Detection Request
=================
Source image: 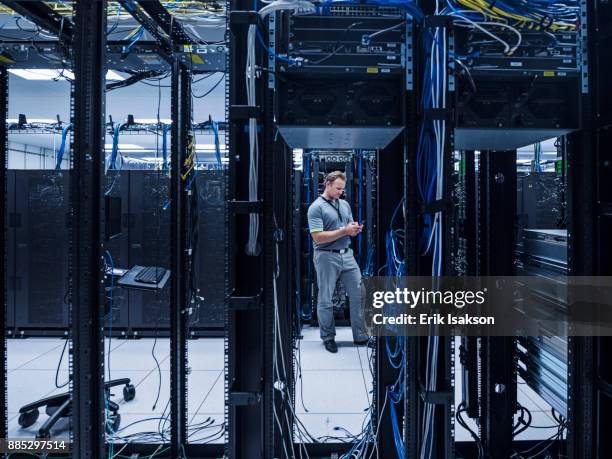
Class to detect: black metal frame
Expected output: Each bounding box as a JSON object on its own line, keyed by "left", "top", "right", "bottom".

{"left": 70, "top": 1, "right": 108, "bottom": 456}
{"left": 565, "top": 1, "right": 612, "bottom": 457}
{"left": 477, "top": 151, "right": 518, "bottom": 458}
{"left": 226, "top": 3, "right": 268, "bottom": 457}
{"left": 1, "top": 66, "right": 8, "bottom": 443}
{"left": 401, "top": 14, "right": 456, "bottom": 459}
{"left": 169, "top": 57, "right": 191, "bottom": 456}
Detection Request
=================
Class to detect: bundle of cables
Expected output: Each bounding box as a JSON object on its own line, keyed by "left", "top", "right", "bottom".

{"left": 416, "top": 3, "right": 448, "bottom": 458}
{"left": 245, "top": 0, "right": 316, "bottom": 257}
{"left": 380, "top": 198, "right": 408, "bottom": 458}
{"left": 108, "top": 122, "right": 123, "bottom": 171}
{"left": 445, "top": 0, "right": 580, "bottom": 32}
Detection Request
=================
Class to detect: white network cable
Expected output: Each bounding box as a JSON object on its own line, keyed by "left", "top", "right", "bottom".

{"left": 246, "top": 24, "right": 260, "bottom": 256}
{"left": 244, "top": 0, "right": 315, "bottom": 256}
{"left": 421, "top": 3, "right": 446, "bottom": 456}
{"left": 450, "top": 13, "right": 522, "bottom": 55}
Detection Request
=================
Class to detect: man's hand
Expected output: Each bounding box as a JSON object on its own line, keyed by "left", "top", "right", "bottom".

{"left": 344, "top": 222, "right": 363, "bottom": 237}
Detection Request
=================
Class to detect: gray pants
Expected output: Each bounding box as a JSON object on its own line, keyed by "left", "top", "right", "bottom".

{"left": 313, "top": 248, "right": 369, "bottom": 342}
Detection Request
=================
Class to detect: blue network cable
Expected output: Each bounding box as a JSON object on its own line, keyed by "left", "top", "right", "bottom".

{"left": 123, "top": 26, "right": 144, "bottom": 55}
{"left": 256, "top": 29, "right": 298, "bottom": 64}
{"left": 382, "top": 198, "right": 408, "bottom": 458}
{"left": 301, "top": 153, "right": 313, "bottom": 321}
{"left": 211, "top": 120, "right": 223, "bottom": 169}
{"left": 356, "top": 151, "right": 363, "bottom": 263}
{"left": 103, "top": 250, "right": 115, "bottom": 457}
{"left": 54, "top": 123, "right": 72, "bottom": 170}
{"left": 108, "top": 123, "right": 121, "bottom": 170}
{"left": 162, "top": 123, "right": 171, "bottom": 171}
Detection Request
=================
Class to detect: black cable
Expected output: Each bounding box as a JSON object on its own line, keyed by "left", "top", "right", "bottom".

{"left": 516, "top": 421, "right": 567, "bottom": 458}
{"left": 150, "top": 328, "right": 162, "bottom": 411}
{"left": 150, "top": 77, "right": 164, "bottom": 412}
{"left": 295, "top": 337, "right": 310, "bottom": 413}
{"left": 54, "top": 338, "right": 70, "bottom": 389}
{"left": 192, "top": 73, "right": 225, "bottom": 99}
{"left": 106, "top": 70, "right": 166, "bottom": 92}
{"left": 551, "top": 408, "right": 564, "bottom": 424}
{"left": 456, "top": 402, "right": 484, "bottom": 459}
{"left": 513, "top": 404, "right": 532, "bottom": 437}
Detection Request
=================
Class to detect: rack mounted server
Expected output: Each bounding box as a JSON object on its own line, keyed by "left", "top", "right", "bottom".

{"left": 276, "top": 6, "right": 410, "bottom": 149}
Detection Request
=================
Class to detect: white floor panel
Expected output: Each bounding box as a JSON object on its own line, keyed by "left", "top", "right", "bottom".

{"left": 7, "top": 339, "right": 62, "bottom": 371}
{"left": 189, "top": 370, "right": 225, "bottom": 416}
{"left": 187, "top": 339, "right": 224, "bottom": 371}
{"left": 297, "top": 340, "right": 366, "bottom": 371}
{"left": 295, "top": 369, "right": 371, "bottom": 414}
{"left": 106, "top": 339, "right": 170, "bottom": 371}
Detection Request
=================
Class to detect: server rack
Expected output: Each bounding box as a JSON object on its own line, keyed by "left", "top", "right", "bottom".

{"left": 517, "top": 172, "right": 563, "bottom": 229}
{"left": 127, "top": 170, "right": 172, "bottom": 333}
{"left": 104, "top": 170, "right": 130, "bottom": 333}
{"left": 4, "top": 169, "right": 225, "bottom": 337}
{"left": 13, "top": 171, "right": 70, "bottom": 335}
{"left": 193, "top": 169, "right": 226, "bottom": 330}
{"left": 127, "top": 169, "right": 226, "bottom": 335}
{"left": 6, "top": 170, "right": 15, "bottom": 336}
{"left": 1, "top": 67, "right": 6, "bottom": 442}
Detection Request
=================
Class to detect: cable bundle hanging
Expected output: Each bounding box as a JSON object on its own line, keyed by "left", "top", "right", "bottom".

{"left": 244, "top": 0, "right": 316, "bottom": 257}
{"left": 108, "top": 122, "right": 122, "bottom": 170}
{"left": 446, "top": 0, "right": 580, "bottom": 31}
{"left": 416, "top": 3, "right": 448, "bottom": 457}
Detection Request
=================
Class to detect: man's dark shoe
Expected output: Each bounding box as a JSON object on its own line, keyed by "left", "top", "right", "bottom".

{"left": 324, "top": 339, "right": 338, "bottom": 353}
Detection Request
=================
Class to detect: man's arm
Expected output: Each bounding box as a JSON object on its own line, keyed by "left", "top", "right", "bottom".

{"left": 311, "top": 222, "right": 361, "bottom": 244}
{"left": 311, "top": 227, "right": 348, "bottom": 245}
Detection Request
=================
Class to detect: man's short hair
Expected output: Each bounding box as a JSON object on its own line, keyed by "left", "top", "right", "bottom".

{"left": 324, "top": 171, "right": 347, "bottom": 185}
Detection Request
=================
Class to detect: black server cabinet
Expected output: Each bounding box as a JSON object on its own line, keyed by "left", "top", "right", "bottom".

{"left": 517, "top": 172, "right": 562, "bottom": 229}
{"left": 128, "top": 170, "right": 171, "bottom": 335}
{"left": 6, "top": 170, "right": 15, "bottom": 335}
{"left": 14, "top": 170, "right": 70, "bottom": 334}
{"left": 104, "top": 170, "right": 130, "bottom": 333}
{"left": 127, "top": 170, "right": 226, "bottom": 335}
{"left": 293, "top": 168, "right": 303, "bottom": 329}
{"left": 192, "top": 170, "right": 225, "bottom": 330}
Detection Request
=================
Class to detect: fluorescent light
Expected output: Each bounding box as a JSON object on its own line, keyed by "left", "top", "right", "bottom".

{"left": 140, "top": 157, "right": 165, "bottom": 162}
{"left": 104, "top": 143, "right": 144, "bottom": 150}
{"left": 195, "top": 143, "right": 227, "bottom": 151}
{"left": 6, "top": 118, "right": 58, "bottom": 124}
{"left": 9, "top": 69, "right": 124, "bottom": 81}
{"left": 105, "top": 70, "right": 125, "bottom": 81}
{"left": 9, "top": 69, "right": 62, "bottom": 80}
{"left": 134, "top": 118, "right": 173, "bottom": 124}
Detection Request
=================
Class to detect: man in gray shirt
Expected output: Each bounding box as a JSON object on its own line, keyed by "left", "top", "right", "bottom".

{"left": 307, "top": 171, "right": 369, "bottom": 353}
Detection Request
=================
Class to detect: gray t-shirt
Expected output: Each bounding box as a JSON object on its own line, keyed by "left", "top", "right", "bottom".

{"left": 307, "top": 196, "right": 354, "bottom": 250}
